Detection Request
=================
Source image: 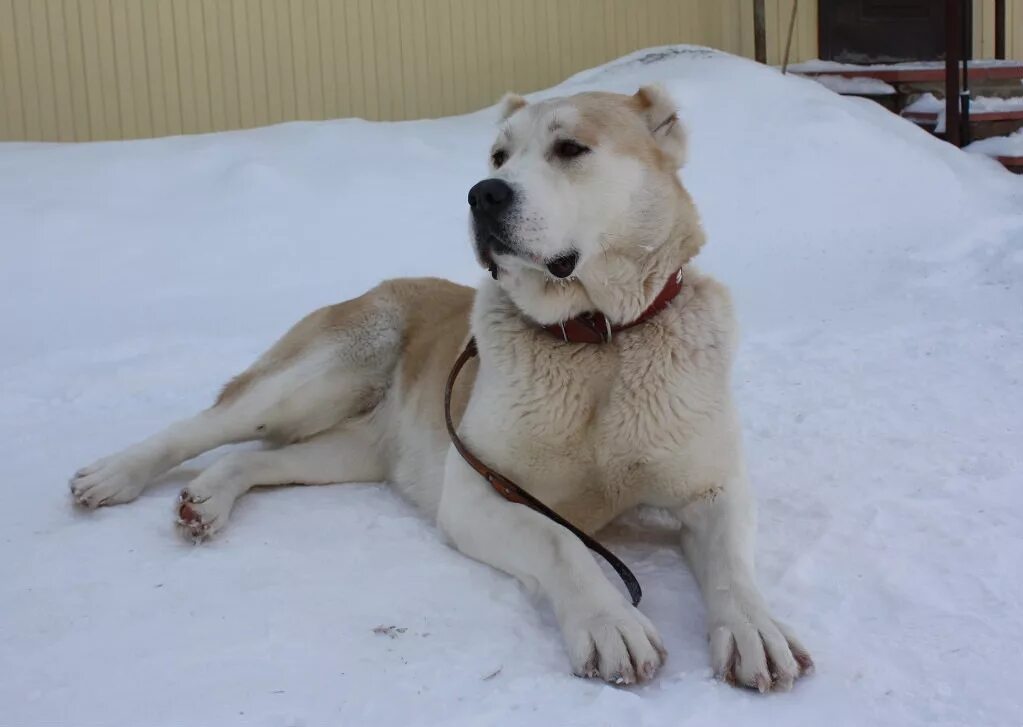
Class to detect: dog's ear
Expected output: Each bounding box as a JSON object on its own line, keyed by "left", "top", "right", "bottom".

{"left": 632, "top": 84, "right": 687, "bottom": 168}
{"left": 498, "top": 93, "right": 527, "bottom": 121}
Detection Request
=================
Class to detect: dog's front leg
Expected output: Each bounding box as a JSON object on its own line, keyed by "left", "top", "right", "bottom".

{"left": 674, "top": 475, "right": 813, "bottom": 692}
{"left": 437, "top": 446, "right": 665, "bottom": 684}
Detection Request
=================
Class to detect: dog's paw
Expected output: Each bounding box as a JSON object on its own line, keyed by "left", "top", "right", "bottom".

{"left": 562, "top": 600, "right": 666, "bottom": 685}
{"left": 709, "top": 607, "right": 813, "bottom": 693}
{"left": 175, "top": 485, "right": 235, "bottom": 542}
{"left": 69, "top": 453, "right": 149, "bottom": 508}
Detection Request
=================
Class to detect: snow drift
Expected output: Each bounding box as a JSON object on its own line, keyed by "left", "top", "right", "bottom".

{"left": 2, "top": 46, "right": 1022, "bottom": 727}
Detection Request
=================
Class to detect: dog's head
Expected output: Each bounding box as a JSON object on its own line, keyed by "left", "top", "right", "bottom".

{"left": 468, "top": 86, "right": 704, "bottom": 326}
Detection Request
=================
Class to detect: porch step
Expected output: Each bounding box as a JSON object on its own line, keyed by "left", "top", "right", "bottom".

{"left": 792, "top": 59, "right": 1023, "bottom": 114}
{"left": 792, "top": 59, "right": 1023, "bottom": 173}
{"left": 965, "top": 131, "right": 1023, "bottom": 174}
{"left": 900, "top": 93, "right": 1023, "bottom": 141}
{"left": 789, "top": 59, "right": 1023, "bottom": 84}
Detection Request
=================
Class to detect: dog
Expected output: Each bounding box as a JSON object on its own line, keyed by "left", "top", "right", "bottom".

{"left": 70, "top": 85, "right": 812, "bottom": 690}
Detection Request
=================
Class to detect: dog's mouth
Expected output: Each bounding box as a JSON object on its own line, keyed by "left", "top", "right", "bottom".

{"left": 477, "top": 232, "right": 579, "bottom": 281}
{"left": 545, "top": 252, "right": 579, "bottom": 279}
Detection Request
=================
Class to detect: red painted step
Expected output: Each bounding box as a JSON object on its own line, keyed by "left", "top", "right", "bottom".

{"left": 789, "top": 60, "right": 1023, "bottom": 84}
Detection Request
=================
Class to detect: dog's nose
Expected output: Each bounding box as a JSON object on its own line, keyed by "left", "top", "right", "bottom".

{"left": 468, "top": 179, "right": 514, "bottom": 217}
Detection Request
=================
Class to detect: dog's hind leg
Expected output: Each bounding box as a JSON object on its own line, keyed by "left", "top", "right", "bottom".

{"left": 70, "top": 288, "right": 403, "bottom": 509}
{"left": 69, "top": 398, "right": 279, "bottom": 508}
{"left": 175, "top": 422, "right": 384, "bottom": 540}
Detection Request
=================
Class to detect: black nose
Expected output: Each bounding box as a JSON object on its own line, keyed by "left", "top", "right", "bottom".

{"left": 468, "top": 179, "right": 514, "bottom": 217}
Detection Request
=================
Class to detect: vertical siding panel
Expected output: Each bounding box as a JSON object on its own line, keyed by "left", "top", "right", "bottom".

{"left": 357, "top": 0, "right": 379, "bottom": 119}
{"left": 140, "top": 2, "right": 168, "bottom": 139}
{"left": 332, "top": 0, "right": 353, "bottom": 119}
{"left": 93, "top": 0, "right": 122, "bottom": 138}
{"left": 801, "top": 0, "right": 818, "bottom": 62}
{"left": 469, "top": 0, "right": 487, "bottom": 111}
{"left": 126, "top": 0, "right": 154, "bottom": 138}
{"left": 109, "top": 0, "right": 138, "bottom": 138}
{"left": 1014, "top": 1, "right": 1020, "bottom": 57}
{"left": 973, "top": 1, "right": 988, "bottom": 58}
{"left": 276, "top": 0, "right": 297, "bottom": 120}
{"left": 214, "top": 0, "right": 241, "bottom": 131}
{"left": 231, "top": 0, "right": 255, "bottom": 128}
{"left": 559, "top": 0, "right": 573, "bottom": 77}
{"left": 44, "top": 1, "right": 74, "bottom": 140}
{"left": 171, "top": 1, "right": 195, "bottom": 133}
{"left": 243, "top": 0, "right": 266, "bottom": 126}
{"left": 79, "top": 0, "right": 109, "bottom": 139}
{"left": 502, "top": 0, "right": 518, "bottom": 91}
{"left": 516, "top": 1, "right": 533, "bottom": 96}
{"left": 440, "top": 0, "right": 457, "bottom": 114}
{"left": 259, "top": 0, "right": 278, "bottom": 124}
{"left": 26, "top": 0, "right": 56, "bottom": 140}
{"left": 423, "top": 0, "right": 442, "bottom": 117}
{"left": 450, "top": 0, "right": 468, "bottom": 114}
{"left": 405, "top": 0, "right": 425, "bottom": 117}
{"left": 472, "top": 0, "right": 488, "bottom": 110}
{"left": 370, "top": 0, "right": 387, "bottom": 119}
{"left": 259, "top": 0, "right": 281, "bottom": 125}
{"left": 305, "top": 0, "right": 326, "bottom": 120}
{"left": 343, "top": 0, "right": 365, "bottom": 118}
{"left": 201, "top": 0, "right": 226, "bottom": 131}
{"left": 0, "top": 0, "right": 24, "bottom": 139}
{"left": 157, "top": 1, "right": 183, "bottom": 136}
{"left": 61, "top": 0, "right": 90, "bottom": 140}
{"left": 317, "top": 0, "right": 337, "bottom": 119}
{"left": 381, "top": 0, "right": 404, "bottom": 120}
{"left": 399, "top": 0, "right": 421, "bottom": 118}
{"left": 187, "top": 0, "right": 212, "bottom": 131}
{"left": 289, "top": 0, "right": 310, "bottom": 120}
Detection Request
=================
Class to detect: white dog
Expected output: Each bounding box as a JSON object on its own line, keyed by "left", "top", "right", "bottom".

{"left": 70, "top": 86, "right": 812, "bottom": 691}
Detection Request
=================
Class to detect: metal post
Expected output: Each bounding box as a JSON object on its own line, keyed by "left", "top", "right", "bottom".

{"left": 945, "top": 0, "right": 962, "bottom": 147}
{"left": 782, "top": 0, "right": 799, "bottom": 74}
{"left": 961, "top": 0, "right": 972, "bottom": 145}
{"left": 995, "top": 0, "right": 1006, "bottom": 60}
{"left": 754, "top": 0, "right": 767, "bottom": 64}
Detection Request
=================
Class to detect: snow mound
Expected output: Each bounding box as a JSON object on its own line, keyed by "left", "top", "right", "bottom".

{"left": 2, "top": 45, "right": 1022, "bottom": 727}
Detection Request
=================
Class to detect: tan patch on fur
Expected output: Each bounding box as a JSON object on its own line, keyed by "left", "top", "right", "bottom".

{"left": 214, "top": 291, "right": 380, "bottom": 407}
{"left": 499, "top": 92, "right": 528, "bottom": 120}
{"left": 388, "top": 279, "right": 475, "bottom": 428}
{"left": 549, "top": 89, "right": 685, "bottom": 173}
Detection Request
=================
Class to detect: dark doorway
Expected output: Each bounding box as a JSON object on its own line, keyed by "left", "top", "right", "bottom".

{"left": 818, "top": 0, "right": 946, "bottom": 63}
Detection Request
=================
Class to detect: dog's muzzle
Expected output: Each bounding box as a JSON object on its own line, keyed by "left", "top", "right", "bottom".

{"left": 468, "top": 178, "right": 515, "bottom": 276}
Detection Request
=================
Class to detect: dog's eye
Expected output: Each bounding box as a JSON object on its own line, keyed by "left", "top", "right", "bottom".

{"left": 552, "top": 140, "right": 590, "bottom": 160}
{"left": 491, "top": 149, "right": 508, "bottom": 168}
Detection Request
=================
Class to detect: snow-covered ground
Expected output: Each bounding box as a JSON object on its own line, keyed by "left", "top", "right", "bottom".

{"left": 2, "top": 46, "right": 1022, "bottom": 726}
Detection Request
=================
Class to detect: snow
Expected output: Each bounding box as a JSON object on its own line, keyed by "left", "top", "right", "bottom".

{"left": 2, "top": 45, "right": 1023, "bottom": 726}
{"left": 806, "top": 75, "right": 895, "bottom": 95}
{"left": 967, "top": 128, "right": 1023, "bottom": 157}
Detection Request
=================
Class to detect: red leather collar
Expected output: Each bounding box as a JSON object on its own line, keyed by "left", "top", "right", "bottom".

{"left": 543, "top": 267, "right": 685, "bottom": 344}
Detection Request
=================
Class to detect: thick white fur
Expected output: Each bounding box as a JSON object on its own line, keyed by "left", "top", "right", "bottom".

{"left": 70, "top": 87, "right": 811, "bottom": 690}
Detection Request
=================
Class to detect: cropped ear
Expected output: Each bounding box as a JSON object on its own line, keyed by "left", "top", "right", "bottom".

{"left": 498, "top": 92, "right": 527, "bottom": 121}
{"left": 632, "top": 84, "right": 687, "bottom": 168}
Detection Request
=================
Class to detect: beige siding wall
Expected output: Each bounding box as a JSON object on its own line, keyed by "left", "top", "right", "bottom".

{"left": 0, "top": 1, "right": 1019, "bottom": 142}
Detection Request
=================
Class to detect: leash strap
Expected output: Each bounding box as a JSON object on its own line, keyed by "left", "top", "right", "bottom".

{"left": 443, "top": 338, "right": 643, "bottom": 606}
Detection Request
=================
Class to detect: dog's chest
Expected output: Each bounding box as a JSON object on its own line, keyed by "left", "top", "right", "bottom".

{"left": 477, "top": 326, "right": 730, "bottom": 507}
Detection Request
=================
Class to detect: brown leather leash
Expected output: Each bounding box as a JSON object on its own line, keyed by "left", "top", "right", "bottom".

{"left": 444, "top": 337, "right": 643, "bottom": 606}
